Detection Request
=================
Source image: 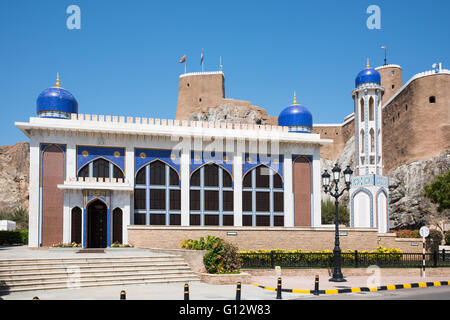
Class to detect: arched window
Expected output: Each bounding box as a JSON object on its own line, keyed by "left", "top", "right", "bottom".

{"left": 71, "top": 207, "right": 82, "bottom": 244}
{"left": 134, "top": 160, "right": 181, "bottom": 226}
{"left": 360, "top": 129, "right": 365, "bottom": 154}
{"left": 190, "top": 163, "right": 233, "bottom": 226}
{"left": 370, "top": 128, "right": 375, "bottom": 153}
{"left": 78, "top": 158, "right": 124, "bottom": 180}
{"left": 360, "top": 98, "right": 365, "bottom": 122}
{"left": 112, "top": 208, "right": 123, "bottom": 244}
{"left": 369, "top": 97, "right": 374, "bottom": 121}
{"left": 242, "top": 165, "right": 284, "bottom": 227}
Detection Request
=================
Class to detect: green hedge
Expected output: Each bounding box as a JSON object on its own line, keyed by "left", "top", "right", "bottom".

{"left": 0, "top": 230, "right": 28, "bottom": 245}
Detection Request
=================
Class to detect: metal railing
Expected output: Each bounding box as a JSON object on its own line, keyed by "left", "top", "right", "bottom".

{"left": 239, "top": 250, "right": 450, "bottom": 269}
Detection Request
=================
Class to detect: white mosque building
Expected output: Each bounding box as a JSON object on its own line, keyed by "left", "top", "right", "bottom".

{"left": 15, "top": 63, "right": 389, "bottom": 248}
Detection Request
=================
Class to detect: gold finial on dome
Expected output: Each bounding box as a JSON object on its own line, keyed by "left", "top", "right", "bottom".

{"left": 366, "top": 58, "right": 370, "bottom": 69}
{"left": 293, "top": 91, "right": 297, "bottom": 105}
{"left": 56, "top": 73, "right": 60, "bottom": 87}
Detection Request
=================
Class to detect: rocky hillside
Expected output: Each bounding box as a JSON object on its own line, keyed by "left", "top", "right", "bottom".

{"left": 0, "top": 142, "right": 29, "bottom": 212}
{"left": 321, "top": 135, "right": 450, "bottom": 229}
{"left": 188, "top": 102, "right": 277, "bottom": 125}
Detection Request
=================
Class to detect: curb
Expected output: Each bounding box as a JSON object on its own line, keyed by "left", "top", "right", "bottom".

{"left": 250, "top": 280, "right": 449, "bottom": 295}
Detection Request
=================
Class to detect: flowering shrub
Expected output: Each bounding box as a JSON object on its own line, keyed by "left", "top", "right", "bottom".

{"left": 391, "top": 229, "right": 421, "bottom": 238}
{"left": 180, "top": 236, "right": 242, "bottom": 274}
{"left": 239, "top": 246, "right": 403, "bottom": 268}
{"left": 51, "top": 242, "right": 81, "bottom": 248}
{"left": 110, "top": 242, "right": 133, "bottom": 248}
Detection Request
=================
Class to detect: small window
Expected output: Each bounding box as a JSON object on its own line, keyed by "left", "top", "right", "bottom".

{"left": 429, "top": 96, "right": 436, "bottom": 103}
{"left": 187, "top": 83, "right": 190, "bottom": 87}
{"left": 391, "top": 71, "right": 395, "bottom": 75}
{"left": 199, "top": 98, "right": 202, "bottom": 102}
{"left": 392, "top": 85, "right": 395, "bottom": 89}
{"left": 405, "top": 105, "right": 408, "bottom": 111}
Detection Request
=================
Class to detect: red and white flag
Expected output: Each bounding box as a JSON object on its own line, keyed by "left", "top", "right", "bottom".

{"left": 179, "top": 55, "right": 186, "bottom": 63}
{"left": 381, "top": 46, "right": 387, "bottom": 49}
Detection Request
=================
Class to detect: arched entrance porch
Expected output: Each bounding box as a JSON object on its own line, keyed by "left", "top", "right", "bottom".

{"left": 86, "top": 199, "right": 108, "bottom": 248}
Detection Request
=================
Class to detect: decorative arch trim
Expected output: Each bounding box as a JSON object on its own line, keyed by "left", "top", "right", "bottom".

{"left": 190, "top": 151, "right": 233, "bottom": 177}
{"left": 242, "top": 162, "right": 284, "bottom": 184}
{"left": 77, "top": 146, "right": 125, "bottom": 173}
{"left": 77, "top": 156, "right": 125, "bottom": 177}
{"left": 243, "top": 153, "right": 283, "bottom": 178}
{"left": 135, "top": 158, "right": 181, "bottom": 180}
{"left": 135, "top": 148, "right": 180, "bottom": 176}
{"left": 190, "top": 160, "right": 234, "bottom": 181}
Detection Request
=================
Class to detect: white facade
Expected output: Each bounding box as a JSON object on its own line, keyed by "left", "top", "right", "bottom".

{"left": 16, "top": 114, "right": 331, "bottom": 247}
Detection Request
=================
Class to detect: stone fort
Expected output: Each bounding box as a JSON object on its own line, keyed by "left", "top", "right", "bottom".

{"left": 176, "top": 64, "right": 450, "bottom": 172}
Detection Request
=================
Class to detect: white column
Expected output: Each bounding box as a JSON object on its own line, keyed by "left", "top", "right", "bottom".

{"left": 233, "top": 139, "right": 244, "bottom": 226}
{"left": 63, "top": 143, "right": 76, "bottom": 244}
{"left": 122, "top": 191, "right": 131, "bottom": 244}
{"left": 66, "top": 142, "right": 76, "bottom": 178}
{"left": 62, "top": 192, "right": 71, "bottom": 244}
{"left": 28, "top": 138, "right": 40, "bottom": 247}
{"left": 180, "top": 136, "right": 191, "bottom": 226}
{"left": 124, "top": 147, "right": 134, "bottom": 238}
{"left": 283, "top": 148, "right": 294, "bottom": 227}
{"left": 312, "top": 147, "right": 322, "bottom": 227}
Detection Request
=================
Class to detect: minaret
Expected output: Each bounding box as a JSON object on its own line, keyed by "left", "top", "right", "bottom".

{"left": 349, "top": 59, "right": 389, "bottom": 233}
{"left": 352, "top": 59, "right": 384, "bottom": 176}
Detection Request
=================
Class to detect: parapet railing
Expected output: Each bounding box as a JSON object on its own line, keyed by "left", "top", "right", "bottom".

{"left": 69, "top": 113, "right": 290, "bottom": 133}
{"left": 65, "top": 177, "right": 127, "bottom": 184}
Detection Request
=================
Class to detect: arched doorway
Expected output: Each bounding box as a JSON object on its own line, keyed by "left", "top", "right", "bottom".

{"left": 87, "top": 199, "right": 107, "bottom": 248}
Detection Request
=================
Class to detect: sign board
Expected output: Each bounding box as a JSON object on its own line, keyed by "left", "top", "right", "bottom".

{"left": 275, "top": 266, "right": 281, "bottom": 277}
{"left": 419, "top": 226, "right": 430, "bottom": 238}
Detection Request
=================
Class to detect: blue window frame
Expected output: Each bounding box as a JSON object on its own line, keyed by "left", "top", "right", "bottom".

{"left": 242, "top": 165, "right": 284, "bottom": 227}
{"left": 190, "top": 163, "right": 234, "bottom": 226}
{"left": 78, "top": 158, "right": 124, "bottom": 180}
{"left": 134, "top": 160, "right": 181, "bottom": 225}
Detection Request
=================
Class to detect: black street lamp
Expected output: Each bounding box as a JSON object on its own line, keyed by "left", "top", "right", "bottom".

{"left": 321, "top": 163, "right": 353, "bottom": 282}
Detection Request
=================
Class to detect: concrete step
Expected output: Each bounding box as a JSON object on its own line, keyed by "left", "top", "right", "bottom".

{"left": 0, "top": 252, "right": 200, "bottom": 293}
{"left": 0, "top": 260, "right": 187, "bottom": 271}
{"left": 0, "top": 275, "right": 201, "bottom": 293}
{"left": 0, "top": 265, "right": 192, "bottom": 278}
{"left": 0, "top": 256, "right": 184, "bottom": 266}
{"left": 0, "top": 268, "right": 195, "bottom": 281}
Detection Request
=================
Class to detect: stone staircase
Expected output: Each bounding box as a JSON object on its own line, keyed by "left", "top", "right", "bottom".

{"left": 0, "top": 254, "right": 200, "bottom": 293}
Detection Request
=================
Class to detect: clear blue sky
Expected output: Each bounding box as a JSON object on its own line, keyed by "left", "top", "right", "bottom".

{"left": 1, "top": 0, "right": 449, "bottom": 145}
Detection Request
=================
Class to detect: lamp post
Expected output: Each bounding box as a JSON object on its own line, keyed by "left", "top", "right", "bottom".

{"left": 322, "top": 163, "right": 353, "bottom": 282}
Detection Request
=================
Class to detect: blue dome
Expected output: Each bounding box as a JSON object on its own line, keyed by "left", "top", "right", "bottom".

{"left": 355, "top": 67, "right": 381, "bottom": 87}
{"left": 36, "top": 86, "right": 78, "bottom": 119}
{"left": 278, "top": 104, "right": 313, "bottom": 133}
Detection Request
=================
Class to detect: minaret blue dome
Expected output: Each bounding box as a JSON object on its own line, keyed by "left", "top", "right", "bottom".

{"left": 355, "top": 59, "right": 381, "bottom": 87}
{"left": 36, "top": 75, "right": 78, "bottom": 119}
{"left": 278, "top": 93, "right": 312, "bottom": 133}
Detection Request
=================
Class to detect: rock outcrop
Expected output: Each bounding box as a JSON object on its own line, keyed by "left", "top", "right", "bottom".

{"left": 188, "top": 101, "right": 277, "bottom": 125}
{"left": 387, "top": 150, "right": 450, "bottom": 229}
{"left": 321, "top": 135, "right": 449, "bottom": 229}
{"left": 0, "top": 142, "right": 29, "bottom": 212}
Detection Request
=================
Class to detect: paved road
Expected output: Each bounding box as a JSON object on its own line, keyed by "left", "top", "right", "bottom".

{"left": 2, "top": 282, "right": 449, "bottom": 300}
